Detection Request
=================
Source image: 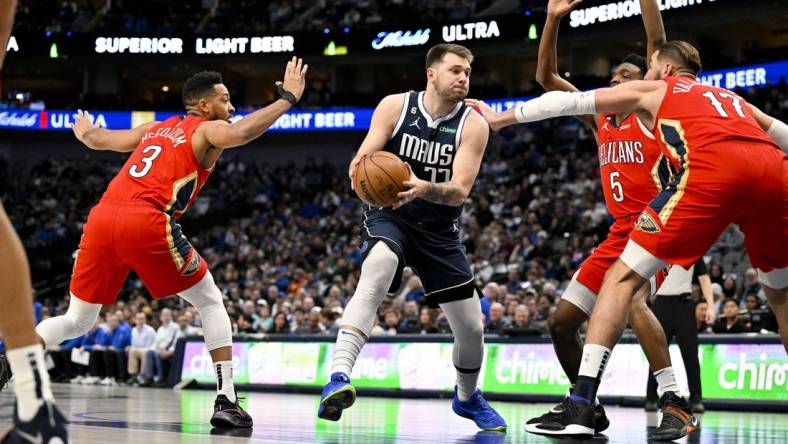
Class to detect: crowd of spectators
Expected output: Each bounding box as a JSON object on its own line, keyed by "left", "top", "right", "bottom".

{"left": 1, "top": 82, "right": 784, "bottom": 386}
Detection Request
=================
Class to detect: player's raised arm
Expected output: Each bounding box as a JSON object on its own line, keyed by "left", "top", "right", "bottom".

{"left": 535, "top": 1, "right": 597, "bottom": 129}
{"left": 348, "top": 93, "right": 405, "bottom": 187}
{"left": 199, "top": 57, "right": 308, "bottom": 149}
{"left": 640, "top": 0, "right": 666, "bottom": 62}
{"left": 0, "top": 0, "right": 17, "bottom": 71}
{"left": 72, "top": 110, "right": 158, "bottom": 152}
{"left": 747, "top": 103, "right": 788, "bottom": 152}
{"left": 392, "top": 111, "right": 488, "bottom": 208}
{"left": 467, "top": 80, "right": 664, "bottom": 130}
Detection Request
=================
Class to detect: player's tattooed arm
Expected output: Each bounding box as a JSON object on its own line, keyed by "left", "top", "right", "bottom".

{"left": 423, "top": 182, "right": 464, "bottom": 205}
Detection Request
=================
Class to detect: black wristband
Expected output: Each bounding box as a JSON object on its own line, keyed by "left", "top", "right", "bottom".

{"left": 277, "top": 83, "right": 298, "bottom": 106}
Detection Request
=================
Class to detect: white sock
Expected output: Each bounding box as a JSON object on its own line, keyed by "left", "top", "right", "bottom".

{"left": 578, "top": 344, "right": 612, "bottom": 379}
{"left": 456, "top": 370, "right": 479, "bottom": 402}
{"left": 7, "top": 344, "right": 55, "bottom": 421}
{"left": 214, "top": 361, "right": 236, "bottom": 403}
{"left": 654, "top": 366, "right": 681, "bottom": 396}
{"left": 330, "top": 329, "right": 367, "bottom": 377}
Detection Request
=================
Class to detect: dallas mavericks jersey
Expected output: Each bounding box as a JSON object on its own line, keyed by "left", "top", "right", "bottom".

{"left": 380, "top": 91, "right": 474, "bottom": 225}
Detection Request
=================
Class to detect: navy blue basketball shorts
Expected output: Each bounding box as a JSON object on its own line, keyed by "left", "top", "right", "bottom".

{"left": 359, "top": 209, "right": 477, "bottom": 308}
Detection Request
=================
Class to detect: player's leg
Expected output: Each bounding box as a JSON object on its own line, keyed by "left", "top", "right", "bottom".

{"left": 0, "top": 205, "right": 68, "bottom": 442}
{"left": 177, "top": 271, "right": 252, "bottom": 428}
{"left": 319, "top": 241, "right": 400, "bottom": 421}
{"left": 548, "top": 283, "right": 591, "bottom": 383}
{"left": 439, "top": 294, "right": 506, "bottom": 431}
{"left": 629, "top": 277, "right": 699, "bottom": 436}
{"left": 417, "top": 229, "right": 506, "bottom": 432}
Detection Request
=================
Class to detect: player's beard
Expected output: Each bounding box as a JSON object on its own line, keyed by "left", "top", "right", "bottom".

{"left": 436, "top": 82, "right": 468, "bottom": 104}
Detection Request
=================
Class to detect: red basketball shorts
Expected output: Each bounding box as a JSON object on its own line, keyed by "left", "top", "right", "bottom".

{"left": 70, "top": 199, "right": 208, "bottom": 305}
{"left": 630, "top": 142, "right": 787, "bottom": 274}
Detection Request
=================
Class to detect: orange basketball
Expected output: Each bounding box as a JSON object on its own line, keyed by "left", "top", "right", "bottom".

{"left": 353, "top": 151, "right": 410, "bottom": 207}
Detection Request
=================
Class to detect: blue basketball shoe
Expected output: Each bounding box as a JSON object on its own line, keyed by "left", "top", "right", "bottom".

{"left": 452, "top": 386, "right": 507, "bottom": 432}
{"left": 318, "top": 372, "right": 356, "bottom": 421}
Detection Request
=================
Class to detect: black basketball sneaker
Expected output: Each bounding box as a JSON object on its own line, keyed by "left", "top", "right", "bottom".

{"left": 526, "top": 392, "right": 610, "bottom": 434}
{"left": 210, "top": 394, "right": 253, "bottom": 428}
{"left": 1, "top": 401, "right": 69, "bottom": 444}
{"left": 650, "top": 391, "right": 700, "bottom": 440}
{"left": 524, "top": 397, "right": 596, "bottom": 438}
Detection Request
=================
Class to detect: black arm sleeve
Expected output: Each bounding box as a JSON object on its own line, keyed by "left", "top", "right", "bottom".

{"left": 693, "top": 259, "right": 708, "bottom": 282}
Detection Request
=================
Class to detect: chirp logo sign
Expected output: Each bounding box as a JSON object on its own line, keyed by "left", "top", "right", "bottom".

{"left": 703, "top": 344, "right": 788, "bottom": 401}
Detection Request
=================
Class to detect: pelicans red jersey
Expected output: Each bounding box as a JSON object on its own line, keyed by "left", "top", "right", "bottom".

{"left": 597, "top": 113, "right": 670, "bottom": 220}
{"left": 631, "top": 76, "right": 787, "bottom": 273}
{"left": 70, "top": 115, "right": 213, "bottom": 304}
{"left": 103, "top": 115, "right": 212, "bottom": 217}
{"left": 573, "top": 113, "right": 670, "bottom": 297}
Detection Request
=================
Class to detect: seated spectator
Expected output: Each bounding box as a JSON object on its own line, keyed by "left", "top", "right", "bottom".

{"left": 253, "top": 300, "right": 273, "bottom": 332}
{"left": 236, "top": 314, "right": 257, "bottom": 334}
{"left": 48, "top": 335, "right": 85, "bottom": 383}
{"left": 416, "top": 308, "right": 439, "bottom": 334}
{"left": 399, "top": 301, "right": 420, "bottom": 333}
{"left": 713, "top": 298, "right": 747, "bottom": 334}
{"left": 268, "top": 312, "right": 290, "bottom": 334}
{"left": 485, "top": 302, "right": 509, "bottom": 335}
{"left": 296, "top": 310, "right": 323, "bottom": 335}
{"left": 382, "top": 308, "right": 403, "bottom": 335}
{"left": 695, "top": 301, "right": 713, "bottom": 333}
{"left": 320, "top": 308, "right": 340, "bottom": 336}
{"left": 290, "top": 307, "right": 307, "bottom": 332}
{"left": 177, "top": 314, "right": 200, "bottom": 337}
{"left": 142, "top": 308, "right": 180, "bottom": 387}
{"left": 127, "top": 312, "right": 156, "bottom": 385}
{"left": 85, "top": 314, "right": 128, "bottom": 385}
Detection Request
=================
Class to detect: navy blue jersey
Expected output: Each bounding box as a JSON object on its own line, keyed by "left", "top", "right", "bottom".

{"left": 378, "top": 91, "right": 474, "bottom": 225}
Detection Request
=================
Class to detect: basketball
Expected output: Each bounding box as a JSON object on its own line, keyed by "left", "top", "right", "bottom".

{"left": 353, "top": 151, "right": 410, "bottom": 207}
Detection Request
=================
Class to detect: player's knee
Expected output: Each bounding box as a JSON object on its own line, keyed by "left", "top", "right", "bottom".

{"left": 67, "top": 295, "right": 101, "bottom": 332}
{"left": 365, "top": 242, "right": 399, "bottom": 272}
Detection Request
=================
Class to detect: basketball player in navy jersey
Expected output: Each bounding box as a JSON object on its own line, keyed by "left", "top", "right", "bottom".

{"left": 317, "top": 44, "right": 506, "bottom": 431}
{"left": 0, "top": 1, "right": 69, "bottom": 442}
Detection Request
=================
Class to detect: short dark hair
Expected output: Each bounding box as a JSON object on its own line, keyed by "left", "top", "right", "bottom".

{"left": 656, "top": 40, "right": 702, "bottom": 75}
{"left": 620, "top": 53, "right": 648, "bottom": 76}
{"left": 183, "top": 71, "right": 223, "bottom": 107}
{"left": 723, "top": 297, "right": 738, "bottom": 307}
{"left": 426, "top": 43, "right": 474, "bottom": 69}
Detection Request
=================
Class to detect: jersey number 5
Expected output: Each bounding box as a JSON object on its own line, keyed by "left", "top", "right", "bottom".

{"left": 610, "top": 171, "right": 624, "bottom": 202}
{"left": 129, "top": 145, "right": 162, "bottom": 178}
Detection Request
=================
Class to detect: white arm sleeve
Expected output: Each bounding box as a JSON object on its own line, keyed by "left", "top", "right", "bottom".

{"left": 514, "top": 90, "right": 597, "bottom": 123}
{"left": 767, "top": 118, "right": 788, "bottom": 153}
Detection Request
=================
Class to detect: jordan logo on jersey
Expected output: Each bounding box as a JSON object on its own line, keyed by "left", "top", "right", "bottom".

{"left": 598, "top": 141, "right": 645, "bottom": 167}
{"left": 409, "top": 117, "right": 421, "bottom": 130}
{"left": 635, "top": 211, "right": 661, "bottom": 233}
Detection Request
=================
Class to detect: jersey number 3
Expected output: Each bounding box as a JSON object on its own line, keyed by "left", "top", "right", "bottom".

{"left": 129, "top": 145, "right": 162, "bottom": 178}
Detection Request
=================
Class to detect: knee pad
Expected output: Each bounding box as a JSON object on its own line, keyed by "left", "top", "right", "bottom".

{"left": 341, "top": 242, "right": 400, "bottom": 336}
{"left": 179, "top": 272, "right": 231, "bottom": 351}
{"left": 36, "top": 294, "right": 101, "bottom": 348}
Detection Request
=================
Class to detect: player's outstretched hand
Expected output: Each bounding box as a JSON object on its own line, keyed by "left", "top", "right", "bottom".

{"left": 72, "top": 109, "right": 98, "bottom": 143}
{"left": 277, "top": 56, "right": 308, "bottom": 102}
{"left": 392, "top": 163, "right": 429, "bottom": 209}
{"left": 548, "top": 0, "right": 583, "bottom": 18}
{"left": 465, "top": 98, "right": 503, "bottom": 131}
